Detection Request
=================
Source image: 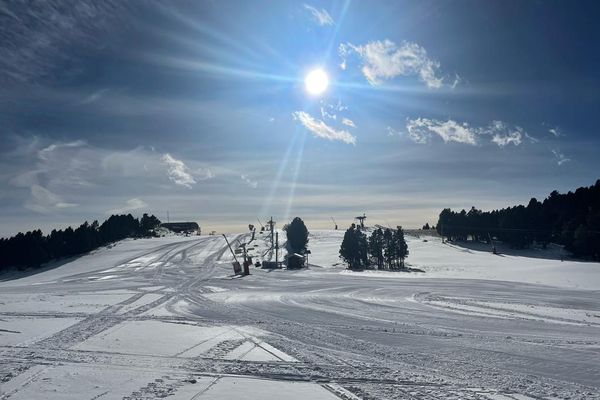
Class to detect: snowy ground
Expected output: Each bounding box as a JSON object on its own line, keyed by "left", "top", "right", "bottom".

{"left": 1, "top": 231, "right": 599, "bottom": 399}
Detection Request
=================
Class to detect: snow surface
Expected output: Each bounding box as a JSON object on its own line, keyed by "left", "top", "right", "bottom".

{"left": 1, "top": 231, "right": 599, "bottom": 399}
{"left": 309, "top": 230, "right": 600, "bottom": 290}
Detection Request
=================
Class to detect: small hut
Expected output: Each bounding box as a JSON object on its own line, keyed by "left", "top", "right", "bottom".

{"left": 286, "top": 253, "right": 306, "bottom": 269}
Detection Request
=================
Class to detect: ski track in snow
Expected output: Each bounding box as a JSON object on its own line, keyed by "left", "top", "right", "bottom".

{"left": 0, "top": 231, "right": 599, "bottom": 399}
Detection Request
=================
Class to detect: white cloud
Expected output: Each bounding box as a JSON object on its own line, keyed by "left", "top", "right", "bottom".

{"left": 292, "top": 111, "right": 357, "bottom": 145}
{"left": 195, "top": 167, "right": 214, "bottom": 181}
{"left": 451, "top": 75, "right": 461, "bottom": 89}
{"left": 0, "top": 2, "right": 123, "bottom": 83}
{"left": 341, "top": 118, "right": 356, "bottom": 128}
{"left": 81, "top": 88, "right": 109, "bottom": 104}
{"left": 405, "top": 118, "right": 530, "bottom": 147}
{"left": 38, "top": 140, "right": 86, "bottom": 160}
{"left": 549, "top": 127, "right": 564, "bottom": 137}
{"left": 387, "top": 126, "right": 400, "bottom": 137}
{"left": 320, "top": 106, "right": 337, "bottom": 120}
{"left": 25, "top": 184, "right": 77, "bottom": 214}
{"left": 406, "top": 118, "right": 477, "bottom": 145}
{"left": 487, "top": 121, "right": 523, "bottom": 147}
{"left": 107, "top": 198, "right": 148, "bottom": 215}
{"left": 492, "top": 131, "right": 522, "bottom": 147}
{"left": 551, "top": 149, "right": 571, "bottom": 166}
{"left": 340, "top": 40, "right": 445, "bottom": 88}
{"left": 161, "top": 153, "right": 197, "bottom": 188}
{"left": 524, "top": 132, "right": 539, "bottom": 143}
{"left": 303, "top": 4, "right": 334, "bottom": 26}
{"left": 241, "top": 174, "right": 258, "bottom": 189}
{"left": 9, "top": 139, "right": 90, "bottom": 213}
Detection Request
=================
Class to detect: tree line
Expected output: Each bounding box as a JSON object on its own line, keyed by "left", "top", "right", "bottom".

{"left": 340, "top": 224, "right": 408, "bottom": 270}
{"left": 0, "top": 213, "right": 161, "bottom": 270}
{"left": 436, "top": 179, "right": 600, "bottom": 259}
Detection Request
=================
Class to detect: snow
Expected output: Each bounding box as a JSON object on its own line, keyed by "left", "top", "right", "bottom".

{"left": 1, "top": 231, "right": 599, "bottom": 399}
{"left": 0, "top": 317, "right": 81, "bottom": 346}
{"left": 308, "top": 230, "right": 600, "bottom": 290}
{"left": 193, "top": 376, "right": 340, "bottom": 400}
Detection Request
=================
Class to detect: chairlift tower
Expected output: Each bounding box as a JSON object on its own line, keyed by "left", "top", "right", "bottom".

{"left": 268, "top": 216, "right": 276, "bottom": 248}
{"left": 355, "top": 213, "right": 367, "bottom": 229}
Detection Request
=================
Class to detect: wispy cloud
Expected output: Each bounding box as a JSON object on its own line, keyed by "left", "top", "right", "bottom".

{"left": 405, "top": 118, "right": 528, "bottom": 147}
{"left": 319, "top": 100, "right": 347, "bottom": 122}
{"left": 491, "top": 132, "right": 522, "bottom": 147}
{"left": 107, "top": 198, "right": 148, "bottom": 215}
{"left": 10, "top": 138, "right": 89, "bottom": 213}
{"left": 341, "top": 118, "right": 356, "bottom": 128}
{"left": 339, "top": 40, "right": 446, "bottom": 88}
{"left": 241, "top": 174, "right": 258, "bottom": 189}
{"left": 320, "top": 106, "right": 337, "bottom": 120}
{"left": 161, "top": 153, "right": 197, "bottom": 188}
{"left": 551, "top": 149, "right": 571, "bottom": 166}
{"left": 387, "top": 126, "right": 400, "bottom": 137}
{"left": 406, "top": 118, "right": 477, "bottom": 145}
{"left": 0, "top": 2, "right": 122, "bottom": 84}
{"left": 487, "top": 121, "right": 523, "bottom": 147}
{"left": 81, "top": 88, "right": 110, "bottom": 104}
{"left": 549, "top": 127, "right": 564, "bottom": 138}
{"left": 303, "top": 4, "right": 334, "bottom": 26}
{"left": 524, "top": 132, "right": 539, "bottom": 143}
{"left": 26, "top": 185, "right": 77, "bottom": 214}
{"left": 292, "top": 111, "right": 357, "bottom": 145}
{"left": 38, "top": 140, "right": 86, "bottom": 160}
{"left": 3, "top": 136, "right": 221, "bottom": 219}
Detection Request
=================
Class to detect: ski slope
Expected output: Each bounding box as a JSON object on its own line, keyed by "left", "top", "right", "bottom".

{"left": 1, "top": 230, "right": 599, "bottom": 399}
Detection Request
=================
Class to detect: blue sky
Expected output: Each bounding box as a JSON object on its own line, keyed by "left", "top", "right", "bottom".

{"left": 1, "top": 0, "right": 599, "bottom": 236}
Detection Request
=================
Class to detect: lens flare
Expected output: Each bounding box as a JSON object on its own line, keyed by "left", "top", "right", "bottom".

{"left": 304, "top": 68, "right": 329, "bottom": 95}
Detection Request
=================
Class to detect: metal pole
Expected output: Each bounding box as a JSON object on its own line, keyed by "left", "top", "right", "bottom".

{"left": 269, "top": 217, "right": 274, "bottom": 248}
{"left": 222, "top": 234, "right": 239, "bottom": 264}
{"left": 275, "top": 231, "right": 279, "bottom": 267}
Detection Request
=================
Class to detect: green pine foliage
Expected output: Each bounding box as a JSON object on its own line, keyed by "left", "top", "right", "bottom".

{"left": 0, "top": 213, "right": 161, "bottom": 270}
{"left": 340, "top": 224, "right": 409, "bottom": 270}
{"left": 284, "top": 217, "right": 309, "bottom": 253}
{"left": 436, "top": 179, "right": 600, "bottom": 259}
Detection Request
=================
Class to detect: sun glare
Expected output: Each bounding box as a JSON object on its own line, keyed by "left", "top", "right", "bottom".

{"left": 305, "top": 68, "right": 329, "bottom": 95}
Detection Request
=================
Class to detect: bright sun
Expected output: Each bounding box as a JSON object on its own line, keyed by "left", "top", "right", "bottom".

{"left": 305, "top": 68, "right": 329, "bottom": 95}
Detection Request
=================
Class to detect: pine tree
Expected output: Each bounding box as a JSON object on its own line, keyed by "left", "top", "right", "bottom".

{"left": 383, "top": 228, "right": 396, "bottom": 269}
{"left": 285, "top": 217, "right": 309, "bottom": 253}
{"left": 339, "top": 224, "right": 368, "bottom": 269}
{"left": 395, "top": 226, "right": 409, "bottom": 268}
{"left": 340, "top": 224, "right": 358, "bottom": 269}
{"left": 368, "top": 228, "right": 384, "bottom": 269}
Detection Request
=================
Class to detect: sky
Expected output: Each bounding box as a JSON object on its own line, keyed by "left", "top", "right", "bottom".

{"left": 1, "top": 0, "right": 599, "bottom": 237}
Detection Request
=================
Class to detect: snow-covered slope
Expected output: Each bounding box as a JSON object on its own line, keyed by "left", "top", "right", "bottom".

{"left": 308, "top": 229, "right": 600, "bottom": 290}
{"left": 1, "top": 232, "right": 599, "bottom": 399}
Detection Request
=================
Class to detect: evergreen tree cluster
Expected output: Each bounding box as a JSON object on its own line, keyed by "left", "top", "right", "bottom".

{"left": 436, "top": 180, "right": 600, "bottom": 259}
{"left": 284, "top": 217, "right": 309, "bottom": 253}
{"left": 340, "top": 224, "right": 408, "bottom": 270}
{"left": 0, "top": 213, "right": 161, "bottom": 270}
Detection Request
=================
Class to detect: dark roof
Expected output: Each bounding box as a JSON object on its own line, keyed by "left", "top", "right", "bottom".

{"left": 161, "top": 222, "right": 199, "bottom": 232}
